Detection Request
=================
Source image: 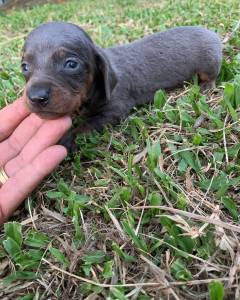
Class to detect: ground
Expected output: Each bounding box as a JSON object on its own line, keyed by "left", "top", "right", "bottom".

{"left": 0, "top": 0, "right": 240, "bottom": 299}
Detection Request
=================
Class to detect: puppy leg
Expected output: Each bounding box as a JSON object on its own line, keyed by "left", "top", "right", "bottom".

{"left": 59, "top": 113, "right": 123, "bottom": 152}
{"left": 200, "top": 80, "right": 216, "bottom": 93}
{"left": 59, "top": 129, "right": 79, "bottom": 152}
{"left": 199, "top": 73, "right": 216, "bottom": 93}
{"left": 60, "top": 99, "right": 134, "bottom": 152}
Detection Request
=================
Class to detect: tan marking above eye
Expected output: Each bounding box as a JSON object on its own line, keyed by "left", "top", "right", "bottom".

{"left": 51, "top": 46, "right": 74, "bottom": 60}
{"left": 53, "top": 48, "right": 67, "bottom": 59}
{"left": 22, "top": 52, "right": 34, "bottom": 62}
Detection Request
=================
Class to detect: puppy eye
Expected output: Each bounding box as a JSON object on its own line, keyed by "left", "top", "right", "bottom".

{"left": 21, "top": 62, "right": 29, "bottom": 72}
{"left": 64, "top": 59, "right": 79, "bottom": 70}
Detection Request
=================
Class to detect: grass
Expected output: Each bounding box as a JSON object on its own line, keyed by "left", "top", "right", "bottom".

{"left": 0, "top": 0, "right": 240, "bottom": 299}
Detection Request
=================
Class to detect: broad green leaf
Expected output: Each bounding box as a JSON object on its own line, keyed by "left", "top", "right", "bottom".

{"left": 4, "top": 222, "right": 22, "bottom": 247}
{"left": 0, "top": 71, "right": 10, "bottom": 80}
{"left": 47, "top": 191, "right": 63, "bottom": 199}
{"left": 219, "top": 58, "right": 236, "bottom": 82}
{"left": 103, "top": 260, "right": 113, "bottom": 279}
{"left": 189, "top": 84, "right": 201, "bottom": 116}
{"left": 82, "top": 250, "right": 107, "bottom": 264}
{"left": 165, "top": 106, "right": 178, "bottom": 123}
{"left": 200, "top": 173, "right": 229, "bottom": 192}
{"left": 149, "top": 192, "right": 162, "bottom": 206}
{"left": 137, "top": 296, "right": 152, "bottom": 300}
{"left": 110, "top": 287, "right": 128, "bottom": 300}
{"left": 160, "top": 216, "right": 195, "bottom": 253}
{"left": 24, "top": 231, "right": 50, "bottom": 248}
{"left": 109, "top": 166, "right": 127, "bottom": 181}
{"left": 119, "top": 187, "right": 132, "bottom": 202}
{"left": 221, "top": 196, "right": 238, "bottom": 221}
{"left": 228, "top": 144, "right": 240, "bottom": 158}
{"left": 3, "top": 271, "right": 37, "bottom": 285}
{"left": 154, "top": 89, "right": 166, "bottom": 109}
{"left": 68, "top": 191, "right": 89, "bottom": 204}
{"left": 197, "top": 229, "right": 216, "bottom": 259}
{"left": 179, "top": 150, "right": 200, "bottom": 173}
{"left": 130, "top": 117, "right": 147, "bottom": 135}
{"left": 223, "top": 83, "right": 238, "bottom": 120}
{"left": 198, "top": 96, "right": 223, "bottom": 128}
{"left": 146, "top": 138, "right": 161, "bottom": 171}
{"left": 171, "top": 258, "right": 192, "bottom": 281}
{"left": 167, "top": 141, "right": 180, "bottom": 159}
{"left": 213, "top": 151, "right": 224, "bottom": 163}
{"left": 82, "top": 264, "right": 92, "bottom": 276}
{"left": 154, "top": 168, "right": 172, "bottom": 185}
{"left": 178, "top": 159, "right": 188, "bottom": 172}
{"left": 80, "top": 282, "right": 103, "bottom": 294}
{"left": 234, "top": 81, "right": 240, "bottom": 107}
{"left": 16, "top": 250, "right": 43, "bottom": 270}
{"left": 122, "top": 220, "right": 148, "bottom": 252}
{"left": 202, "top": 175, "right": 240, "bottom": 196}
{"left": 73, "top": 209, "right": 84, "bottom": 247}
{"left": 180, "top": 110, "right": 194, "bottom": 125}
{"left": 57, "top": 180, "right": 70, "bottom": 196}
{"left": 3, "top": 238, "right": 21, "bottom": 260}
{"left": 192, "top": 133, "right": 202, "bottom": 145}
{"left": 49, "top": 247, "right": 70, "bottom": 267}
{"left": 94, "top": 179, "right": 110, "bottom": 186}
{"left": 208, "top": 281, "right": 224, "bottom": 300}
{"left": 112, "top": 242, "right": 136, "bottom": 263}
{"left": 177, "top": 194, "right": 188, "bottom": 210}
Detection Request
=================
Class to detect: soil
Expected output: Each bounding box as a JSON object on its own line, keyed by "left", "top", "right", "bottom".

{"left": 0, "top": 0, "right": 66, "bottom": 11}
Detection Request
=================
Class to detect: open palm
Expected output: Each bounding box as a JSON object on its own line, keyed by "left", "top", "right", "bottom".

{"left": 0, "top": 97, "right": 71, "bottom": 224}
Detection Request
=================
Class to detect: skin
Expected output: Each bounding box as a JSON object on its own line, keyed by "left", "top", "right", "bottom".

{"left": 0, "top": 97, "right": 72, "bottom": 224}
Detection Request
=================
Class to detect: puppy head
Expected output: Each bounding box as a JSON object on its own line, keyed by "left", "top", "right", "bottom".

{"left": 22, "top": 22, "right": 117, "bottom": 119}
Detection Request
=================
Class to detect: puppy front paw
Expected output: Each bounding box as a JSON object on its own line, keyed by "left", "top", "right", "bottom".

{"left": 59, "top": 123, "right": 94, "bottom": 153}
{"left": 59, "top": 131, "right": 78, "bottom": 152}
{"left": 200, "top": 80, "right": 216, "bottom": 93}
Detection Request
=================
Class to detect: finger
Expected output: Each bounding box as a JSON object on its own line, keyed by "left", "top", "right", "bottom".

{"left": 0, "top": 145, "right": 67, "bottom": 224}
{"left": 0, "top": 97, "right": 30, "bottom": 142}
{"left": 5, "top": 116, "right": 72, "bottom": 177}
{"left": 0, "top": 114, "right": 44, "bottom": 166}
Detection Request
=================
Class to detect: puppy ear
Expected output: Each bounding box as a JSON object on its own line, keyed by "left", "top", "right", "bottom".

{"left": 95, "top": 46, "right": 117, "bottom": 101}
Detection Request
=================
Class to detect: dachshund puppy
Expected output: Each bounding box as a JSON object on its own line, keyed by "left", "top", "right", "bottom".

{"left": 21, "top": 22, "right": 222, "bottom": 150}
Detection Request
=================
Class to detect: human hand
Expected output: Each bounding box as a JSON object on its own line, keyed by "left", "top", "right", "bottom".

{"left": 0, "top": 97, "right": 72, "bottom": 224}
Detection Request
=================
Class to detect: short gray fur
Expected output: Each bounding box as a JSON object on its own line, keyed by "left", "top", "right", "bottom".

{"left": 22, "top": 23, "right": 222, "bottom": 149}
{"left": 99, "top": 26, "right": 222, "bottom": 123}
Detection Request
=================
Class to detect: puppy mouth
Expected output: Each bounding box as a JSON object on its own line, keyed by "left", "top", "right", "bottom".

{"left": 26, "top": 100, "right": 70, "bottom": 119}
{"left": 27, "top": 106, "right": 67, "bottom": 119}
{"left": 35, "top": 111, "right": 67, "bottom": 120}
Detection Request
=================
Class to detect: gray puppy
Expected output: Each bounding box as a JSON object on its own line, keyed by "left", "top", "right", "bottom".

{"left": 21, "top": 22, "right": 222, "bottom": 149}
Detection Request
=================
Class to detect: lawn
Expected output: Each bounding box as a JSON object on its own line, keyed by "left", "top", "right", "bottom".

{"left": 0, "top": 0, "right": 240, "bottom": 299}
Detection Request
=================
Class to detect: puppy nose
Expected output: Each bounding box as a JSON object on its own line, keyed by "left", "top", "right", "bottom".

{"left": 28, "top": 87, "right": 50, "bottom": 106}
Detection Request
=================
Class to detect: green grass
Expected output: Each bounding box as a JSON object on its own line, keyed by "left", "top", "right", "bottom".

{"left": 0, "top": 0, "right": 240, "bottom": 299}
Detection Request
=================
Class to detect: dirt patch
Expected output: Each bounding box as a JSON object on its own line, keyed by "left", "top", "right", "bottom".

{"left": 0, "top": 0, "right": 66, "bottom": 11}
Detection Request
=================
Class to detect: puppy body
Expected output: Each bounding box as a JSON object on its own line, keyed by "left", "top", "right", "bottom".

{"left": 97, "top": 26, "right": 222, "bottom": 121}
{"left": 22, "top": 23, "right": 222, "bottom": 148}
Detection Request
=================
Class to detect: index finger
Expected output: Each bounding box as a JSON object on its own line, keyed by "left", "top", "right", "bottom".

{"left": 0, "top": 96, "right": 30, "bottom": 142}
